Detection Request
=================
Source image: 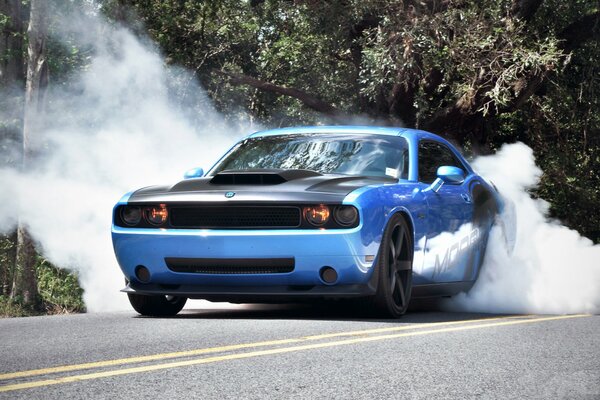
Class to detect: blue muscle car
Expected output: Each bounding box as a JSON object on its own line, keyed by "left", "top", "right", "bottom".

{"left": 112, "top": 126, "right": 510, "bottom": 317}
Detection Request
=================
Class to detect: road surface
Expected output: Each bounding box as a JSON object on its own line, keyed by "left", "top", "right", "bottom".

{"left": 0, "top": 303, "right": 598, "bottom": 399}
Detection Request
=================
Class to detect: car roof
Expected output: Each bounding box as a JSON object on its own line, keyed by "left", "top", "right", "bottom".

{"left": 247, "top": 125, "right": 442, "bottom": 142}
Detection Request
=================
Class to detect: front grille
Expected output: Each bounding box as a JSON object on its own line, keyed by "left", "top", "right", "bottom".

{"left": 169, "top": 206, "right": 301, "bottom": 229}
{"left": 165, "top": 257, "right": 295, "bottom": 274}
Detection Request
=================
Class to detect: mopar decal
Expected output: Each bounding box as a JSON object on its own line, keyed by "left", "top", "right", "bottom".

{"left": 433, "top": 228, "right": 480, "bottom": 277}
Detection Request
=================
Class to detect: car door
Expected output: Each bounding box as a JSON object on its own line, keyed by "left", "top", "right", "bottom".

{"left": 418, "top": 140, "right": 475, "bottom": 283}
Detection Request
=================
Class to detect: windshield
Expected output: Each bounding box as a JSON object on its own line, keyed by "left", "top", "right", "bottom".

{"left": 210, "top": 134, "right": 409, "bottom": 179}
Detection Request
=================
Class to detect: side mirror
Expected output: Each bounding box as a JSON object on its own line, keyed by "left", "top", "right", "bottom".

{"left": 183, "top": 167, "right": 204, "bottom": 179}
{"left": 437, "top": 166, "right": 465, "bottom": 184}
{"left": 426, "top": 166, "right": 465, "bottom": 193}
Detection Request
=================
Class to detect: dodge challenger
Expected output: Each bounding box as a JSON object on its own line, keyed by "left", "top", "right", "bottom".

{"left": 112, "top": 126, "right": 512, "bottom": 318}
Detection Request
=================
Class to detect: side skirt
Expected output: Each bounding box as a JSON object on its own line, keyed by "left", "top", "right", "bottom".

{"left": 412, "top": 281, "right": 475, "bottom": 298}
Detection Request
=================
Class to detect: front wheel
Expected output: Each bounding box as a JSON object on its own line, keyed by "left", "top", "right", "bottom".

{"left": 127, "top": 293, "right": 187, "bottom": 317}
{"left": 370, "top": 214, "right": 414, "bottom": 318}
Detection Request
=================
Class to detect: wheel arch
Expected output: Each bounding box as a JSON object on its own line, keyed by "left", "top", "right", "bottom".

{"left": 385, "top": 206, "right": 416, "bottom": 243}
{"left": 470, "top": 181, "right": 499, "bottom": 233}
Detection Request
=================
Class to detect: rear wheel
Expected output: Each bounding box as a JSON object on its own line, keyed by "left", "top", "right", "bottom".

{"left": 127, "top": 293, "right": 187, "bottom": 317}
{"left": 371, "top": 214, "right": 413, "bottom": 318}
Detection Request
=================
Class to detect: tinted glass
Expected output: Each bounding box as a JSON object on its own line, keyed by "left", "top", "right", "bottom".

{"left": 418, "top": 141, "right": 464, "bottom": 183}
{"left": 211, "top": 134, "right": 409, "bottom": 179}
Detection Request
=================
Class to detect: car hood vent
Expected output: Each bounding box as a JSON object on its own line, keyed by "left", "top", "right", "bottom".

{"left": 209, "top": 169, "right": 322, "bottom": 185}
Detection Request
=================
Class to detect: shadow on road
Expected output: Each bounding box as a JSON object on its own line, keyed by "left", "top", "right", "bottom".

{"left": 145, "top": 298, "right": 502, "bottom": 323}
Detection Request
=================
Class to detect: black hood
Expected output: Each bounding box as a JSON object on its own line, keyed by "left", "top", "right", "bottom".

{"left": 127, "top": 169, "right": 395, "bottom": 204}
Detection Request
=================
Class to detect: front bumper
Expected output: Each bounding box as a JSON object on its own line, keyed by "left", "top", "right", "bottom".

{"left": 112, "top": 225, "right": 381, "bottom": 299}
{"left": 121, "top": 282, "right": 377, "bottom": 301}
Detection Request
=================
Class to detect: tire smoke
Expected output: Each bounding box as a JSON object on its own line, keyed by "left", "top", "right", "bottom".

{"left": 447, "top": 143, "right": 600, "bottom": 314}
{"left": 0, "top": 9, "right": 250, "bottom": 311}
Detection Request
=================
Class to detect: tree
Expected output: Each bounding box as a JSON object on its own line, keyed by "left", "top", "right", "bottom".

{"left": 0, "top": 0, "right": 25, "bottom": 296}
{"left": 12, "top": 0, "right": 48, "bottom": 306}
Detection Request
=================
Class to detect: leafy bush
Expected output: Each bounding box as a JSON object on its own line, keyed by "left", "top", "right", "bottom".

{"left": 0, "top": 295, "right": 37, "bottom": 318}
{"left": 0, "top": 234, "right": 86, "bottom": 317}
{"left": 36, "top": 258, "right": 86, "bottom": 314}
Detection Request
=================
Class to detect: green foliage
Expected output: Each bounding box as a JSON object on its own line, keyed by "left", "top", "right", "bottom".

{"left": 0, "top": 295, "right": 38, "bottom": 317}
{"left": 36, "top": 258, "right": 86, "bottom": 314}
{"left": 359, "top": 1, "right": 572, "bottom": 124}
{"left": 527, "top": 36, "right": 600, "bottom": 242}
{"left": 0, "top": 234, "right": 85, "bottom": 317}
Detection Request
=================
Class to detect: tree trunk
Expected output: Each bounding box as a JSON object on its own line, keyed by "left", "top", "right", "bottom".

{"left": 12, "top": 225, "right": 37, "bottom": 304}
{"left": 215, "top": 70, "right": 346, "bottom": 121}
{"left": 22, "top": 0, "right": 48, "bottom": 164}
{"left": 12, "top": 0, "right": 48, "bottom": 307}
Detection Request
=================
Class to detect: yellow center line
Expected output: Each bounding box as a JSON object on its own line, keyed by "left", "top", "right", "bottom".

{"left": 0, "top": 314, "right": 589, "bottom": 393}
{"left": 0, "top": 315, "right": 518, "bottom": 381}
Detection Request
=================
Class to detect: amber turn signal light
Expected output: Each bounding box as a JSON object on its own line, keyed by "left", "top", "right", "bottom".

{"left": 145, "top": 204, "right": 168, "bottom": 226}
{"left": 303, "top": 205, "right": 330, "bottom": 226}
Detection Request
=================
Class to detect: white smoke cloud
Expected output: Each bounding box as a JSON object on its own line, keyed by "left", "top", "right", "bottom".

{"left": 0, "top": 8, "right": 252, "bottom": 311}
{"left": 448, "top": 143, "right": 600, "bottom": 314}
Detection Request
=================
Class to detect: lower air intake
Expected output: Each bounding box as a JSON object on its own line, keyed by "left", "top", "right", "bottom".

{"left": 165, "top": 257, "right": 295, "bottom": 274}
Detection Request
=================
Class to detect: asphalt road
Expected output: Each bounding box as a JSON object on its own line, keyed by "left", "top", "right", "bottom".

{"left": 0, "top": 303, "right": 598, "bottom": 399}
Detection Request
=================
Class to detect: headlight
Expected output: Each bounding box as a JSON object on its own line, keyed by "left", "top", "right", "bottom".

{"left": 120, "top": 206, "right": 141, "bottom": 226}
{"left": 334, "top": 206, "right": 358, "bottom": 226}
{"left": 145, "top": 204, "right": 168, "bottom": 226}
{"left": 303, "top": 205, "right": 330, "bottom": 226}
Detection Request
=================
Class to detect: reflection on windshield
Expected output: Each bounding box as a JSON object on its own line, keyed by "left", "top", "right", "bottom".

{"left": 212, "top": 134, "right": 409, "bottom": 179}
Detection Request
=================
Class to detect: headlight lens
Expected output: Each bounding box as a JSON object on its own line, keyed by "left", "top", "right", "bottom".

{"left": 334, "top": 206, "right": 358, "bottom": 226}
{"left": 121, "top": 206, "right": 141, "bottom": 226}
{"left": 303, "top": 205, "right": 330, "bottom": 226}
{"left": 145, "top": 204, "right": 168, "bottom": 226}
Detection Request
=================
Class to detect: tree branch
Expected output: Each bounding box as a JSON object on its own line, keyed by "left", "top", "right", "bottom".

{"left": 215, "top": 70, "right": 345, "bottom": 119}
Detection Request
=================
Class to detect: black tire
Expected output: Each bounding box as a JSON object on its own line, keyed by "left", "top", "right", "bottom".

{"left": 370, "top": 214, "right": 414, "bottom": 318}
{"left": 127, "top": 293, "right": 187, "bottom": 317}
{"left": 469, "top": 189, "right": 497, "bottom": 281}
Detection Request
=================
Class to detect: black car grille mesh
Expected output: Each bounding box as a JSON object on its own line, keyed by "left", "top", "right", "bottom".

{"left": 169, "top": 206, "right": 301, "bottom": 229}
{"left": 165, "top": 257, "right": 295, "bottom": 274}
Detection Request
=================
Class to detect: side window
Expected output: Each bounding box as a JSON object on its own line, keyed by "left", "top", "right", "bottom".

{"left": 401, "top": 148, "right": 409, "bottom": 180}
{"left": 418, "top": 141, "right": 464, "bottom": 184}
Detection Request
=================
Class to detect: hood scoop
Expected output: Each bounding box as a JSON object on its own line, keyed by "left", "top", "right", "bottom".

{"left": 209, "top": 169, "right": 322, "bottom": 185}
